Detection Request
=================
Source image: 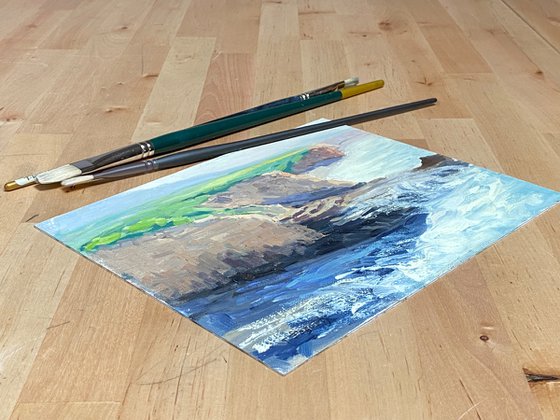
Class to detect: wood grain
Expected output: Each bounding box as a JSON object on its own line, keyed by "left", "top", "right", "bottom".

{"left": 1, "top": 0, "right": 559, "bottom": 418}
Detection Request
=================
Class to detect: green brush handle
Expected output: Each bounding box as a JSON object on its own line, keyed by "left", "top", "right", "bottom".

{"left": 148, "top": 90, "right": 342, "bottom": 154}
{"left": 67, "top": 81, "right": 383, "bottom": 175}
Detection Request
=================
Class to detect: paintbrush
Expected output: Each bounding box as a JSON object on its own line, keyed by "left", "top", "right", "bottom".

{"left": 61, "top": 98, "right": 437, "bottom": 187}
{"left": 3, "top": 78, "right": 357, "bottom": 191}
{"left": 4, "top": 80, "right": 382, "bottom": 190}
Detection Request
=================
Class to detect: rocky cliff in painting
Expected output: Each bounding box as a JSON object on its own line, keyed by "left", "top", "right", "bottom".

{"left": 93, "top": 144, "right": 465, "bottom": 302}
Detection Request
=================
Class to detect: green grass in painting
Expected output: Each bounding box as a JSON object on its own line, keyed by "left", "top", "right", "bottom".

{"left": 75, "top": 147, "right": 310, "bottom": 252}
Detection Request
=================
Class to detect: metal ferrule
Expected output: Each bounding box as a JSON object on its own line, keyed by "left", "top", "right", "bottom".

{"left": 139, "top": 141, "right": 155, "bottom": 158}
{"left": 143, "top": 159, "right": 159, "bottom": 172}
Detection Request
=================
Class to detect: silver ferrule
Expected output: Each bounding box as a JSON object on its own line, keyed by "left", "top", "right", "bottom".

{"left": 138, "top": 141, "right": 155, "bottom": 158}
{"left": 143, "top": 159, "right": 159, "bottom": 172}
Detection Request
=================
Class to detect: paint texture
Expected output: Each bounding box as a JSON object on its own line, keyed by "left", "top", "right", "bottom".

{"left": 37, "top": 125, "right": 560, "bottom": 374}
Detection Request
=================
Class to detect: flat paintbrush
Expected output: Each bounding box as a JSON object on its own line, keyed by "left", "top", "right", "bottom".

{"left": 4, "top": 80, "right": 382, "bottom": 190}
{"left": 62, "top": 98, "right": 437, "bottom": 187}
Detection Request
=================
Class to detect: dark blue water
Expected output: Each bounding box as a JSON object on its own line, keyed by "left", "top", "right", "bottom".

{"left": 177, "top": 210, "right": 429, "bottom": 373}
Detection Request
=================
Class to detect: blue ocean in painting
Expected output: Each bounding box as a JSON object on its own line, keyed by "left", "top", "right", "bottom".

{"left": 36, "top": 126, "right": 560, "bottom": 375}
{"left": 176, "top": 158, "right": 559, "bottom": 374}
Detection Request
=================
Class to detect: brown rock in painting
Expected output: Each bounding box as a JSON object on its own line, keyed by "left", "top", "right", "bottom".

{"left": 93, "top": 215, "right": 324, "bottom": 300}
{"left": 291, "top": 144, "right": 345, "bottom": 174}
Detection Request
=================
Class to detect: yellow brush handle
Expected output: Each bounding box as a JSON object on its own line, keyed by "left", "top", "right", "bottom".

{"left": 339, "top": 80, "right": 385, "bottom": 98}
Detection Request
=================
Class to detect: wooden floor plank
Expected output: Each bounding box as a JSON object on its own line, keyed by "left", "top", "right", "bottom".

{"left": 500, "top": 0, "right": 560, "bottom": 53}
{"left": 11, "top": 402, "right": 120, "bottom": 420}
{"left": 17, "top": 261, "right": 147, "bottom": 403}
{"left": 0, "top": 226, "right": 77, "bottom": 419}
{"left": 439, "top": 0, "right": 560, "bottom": 135}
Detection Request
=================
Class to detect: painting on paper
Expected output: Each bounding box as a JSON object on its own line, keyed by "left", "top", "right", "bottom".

{"left": 37, "top": 124, "right": 560, "bottom": 374}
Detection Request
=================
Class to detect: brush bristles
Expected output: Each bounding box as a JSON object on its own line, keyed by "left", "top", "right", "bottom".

{"left": 61, "top": 175, "right": 95, "bottom": 187}
{"left": 35, "top": 164, "right": 82, "bottom": 184}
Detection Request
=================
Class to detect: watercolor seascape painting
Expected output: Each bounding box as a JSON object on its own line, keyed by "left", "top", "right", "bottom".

{"left": 37, "top": 125, "right": 560, "bottom": 374}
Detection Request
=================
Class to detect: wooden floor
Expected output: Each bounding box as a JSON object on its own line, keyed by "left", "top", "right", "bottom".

{"left": 1, "top": 0, "right": 559, "bottom": 418}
